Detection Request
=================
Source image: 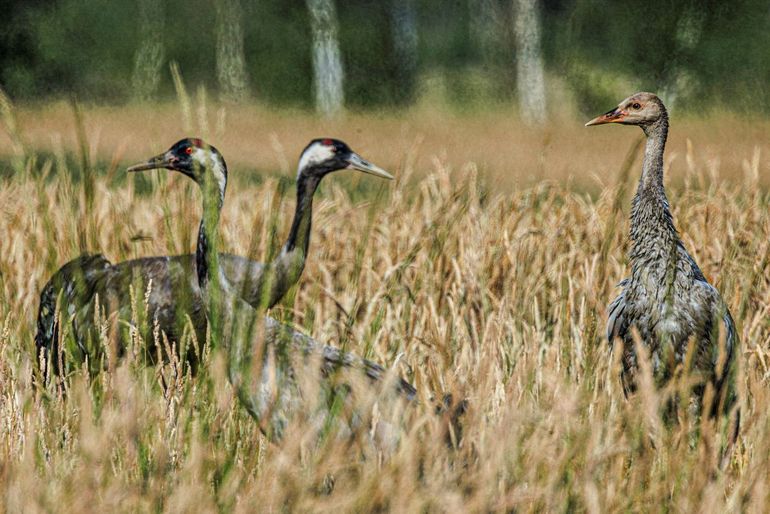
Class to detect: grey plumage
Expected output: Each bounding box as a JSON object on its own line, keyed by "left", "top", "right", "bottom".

{"left": 126, "top": 138, "right": 420, "bottom": 440}
{"left": 34, "top": 138, "right": 393, "bottom": 378}
{"left": 35, "top": 251, "right": 269, "bottom": 376}
{"left": 229, "top": 311, "right": 417, "bottom": 438}
{"left": 588, "top": 93, "right": 738, "bottom": 420}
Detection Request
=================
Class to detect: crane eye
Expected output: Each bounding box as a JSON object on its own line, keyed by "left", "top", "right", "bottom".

{"left": 632, "top": 102, "right": 641, "bottom": 110}
{"left": 185, "top": 147, "right": 193, "bottom": 155}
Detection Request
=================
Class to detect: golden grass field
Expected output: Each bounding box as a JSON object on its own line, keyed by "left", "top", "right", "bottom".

{"left": 1, "top": 99, "right": 770, "bottom": 512}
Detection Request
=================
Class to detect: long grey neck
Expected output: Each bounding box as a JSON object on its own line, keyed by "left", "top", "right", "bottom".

{"left": 629, "top": 112, "right": 679, "bottom": 269}
{"left": 196, "top": 173, "right": 227, "bottom": 292}
{"left": 252, "top": 172, "right": 322, "bottom": 308}
{"left": 283, "top": 172, "right": 321, "bottom": 256}
{"left": 239, "top": 166, "right": 325, "bottom": 310}
{"left": 638, "top": 114, "right": 668, "bottom": 192}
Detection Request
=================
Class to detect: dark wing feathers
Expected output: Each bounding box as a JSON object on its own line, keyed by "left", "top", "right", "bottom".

{"left": 694, "top": 279, "right": 738, "bottom": 373}
{"left": 606, "top": 278, "right": 629, "bottom": 344}
{"left": 36, "top": 253, "right": 260, "bottom": 356}
{"left": 34, "top": 253, "right": 112, "bottom": 375}
{"left": 36, "top": 253, "right": 416, "bottom": 401}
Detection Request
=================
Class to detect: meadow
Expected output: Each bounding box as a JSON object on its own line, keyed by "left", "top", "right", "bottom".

{"left": 1, "top": 97, "right": 770, "bottom": 512}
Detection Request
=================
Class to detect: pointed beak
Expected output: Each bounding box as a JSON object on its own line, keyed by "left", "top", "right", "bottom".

{"left": 127, "top": 152, "right": 175, "bottom": 172}
{"left": 585, "top": 107, "right": 626, "bottom": 127}
{"left": 346, "top": 152, "right": 394, "bottom": 180}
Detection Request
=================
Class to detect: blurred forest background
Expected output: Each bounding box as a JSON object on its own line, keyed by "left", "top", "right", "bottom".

{"left": 1, "top": 0, "right": 766, "bottom": 118}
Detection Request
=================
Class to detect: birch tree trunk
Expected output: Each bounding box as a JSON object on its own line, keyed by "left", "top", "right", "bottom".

{"left": 131, "top": 0, "right": 165, "bottom": 102}
{"left": 390, "top": 0, "right": 418, "bottom": 103}
{"left": 306, "top": 0, "right": 344, "bottom": 116}
{"left": 513, "top": 0, "right": 546, "bottom": 124}
{"left": 216, "top": 0, "right": 249, "bottom": 102}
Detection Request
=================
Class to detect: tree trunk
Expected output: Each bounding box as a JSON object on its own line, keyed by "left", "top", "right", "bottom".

{"left": 131, "top": 0, "right": 165, "bottom": 102}
{"left": 390, "top": 0, "right": 418, "bottom": 104}
{"left": 306, "top": 0, "right": 344, "bottom": 116}
{"left": 216, "top": 0, "right": 249, "bottom": 103}
{"left": 512, "top": 0, "right": 546, "bottom": 124}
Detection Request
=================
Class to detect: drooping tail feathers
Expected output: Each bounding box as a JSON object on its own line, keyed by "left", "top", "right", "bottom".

{"left": 34, "top": 253, "right": 111, "bottom": 380}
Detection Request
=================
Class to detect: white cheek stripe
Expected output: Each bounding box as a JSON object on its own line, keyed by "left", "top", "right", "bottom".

{"left": 193, "top": 147, "right": 227, "bottom": 194}
{"left": 297, "top": 143, "right": 335, "bottom": 177}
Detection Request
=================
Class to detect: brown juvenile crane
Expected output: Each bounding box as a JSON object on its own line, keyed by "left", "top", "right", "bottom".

{"left": 586, "top": 93, "right": 738, "bottom": 428}
{"left": 35, "top": 138, "right": 392, "bottom": 379}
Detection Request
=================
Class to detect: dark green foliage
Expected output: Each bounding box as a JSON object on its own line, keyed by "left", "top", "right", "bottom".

{"left": 2, "top": 0, "right": 770, "bottom": 111}
{"left": 243, "top": 1, "right": 313, "bottom": 107}
{"left": 340, "top": 1, "right": 405, "bottom": 108}
{"left": 544, "top": 0, "right": 770, "bottom": 114}
{"left": 29, "top": 0, "right": 137, "bottom": 100}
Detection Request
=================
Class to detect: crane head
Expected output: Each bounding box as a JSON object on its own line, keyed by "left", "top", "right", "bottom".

{"left": 297, "top": 138, "right": 393, "bottom": 180}
{"left": 585, "top": 92, "right": 666, "bottom": 127}
{"left": 127, "top": 138, "right": 227, "bottom": 189}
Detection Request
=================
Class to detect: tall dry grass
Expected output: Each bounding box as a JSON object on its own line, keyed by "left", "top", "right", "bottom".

{"left": 0, "top": 98, "right": 770, "bottom": 512}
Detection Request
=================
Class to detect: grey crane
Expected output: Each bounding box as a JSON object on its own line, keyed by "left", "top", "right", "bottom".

{"left": 586, "top": 93, "right": 739, "bottom": 427}
{"left": 129, "top": 138, "right": 418, "bottom": 439}
{"left": 35, "top": 137, "right": 392, "bottom": 379}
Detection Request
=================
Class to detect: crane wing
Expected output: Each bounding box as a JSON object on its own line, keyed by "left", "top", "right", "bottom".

{"left": 606, "top": 278, "right": 630, "bottom": 345}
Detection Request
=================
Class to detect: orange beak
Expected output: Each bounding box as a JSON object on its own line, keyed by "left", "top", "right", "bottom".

{"left": 585, "top": 107, "right": 626, "bottom": 126}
